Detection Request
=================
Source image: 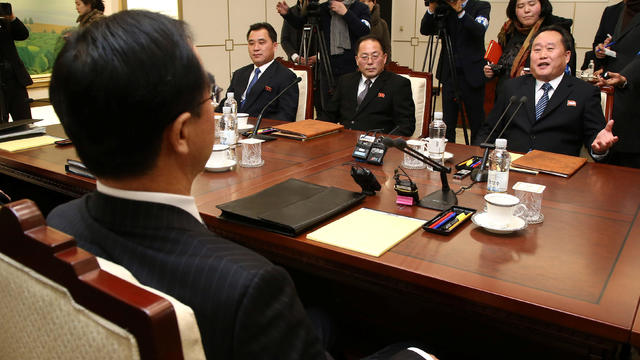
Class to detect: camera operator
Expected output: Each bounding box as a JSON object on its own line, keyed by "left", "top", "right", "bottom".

{"left": 0, "top": 3, "right": 33, "bottom": 123}
{"left": 276, "top": 0, "right": 371, "bottom": 120}
{"left": 420, "top": 0, "right": 490, "bottom": 144}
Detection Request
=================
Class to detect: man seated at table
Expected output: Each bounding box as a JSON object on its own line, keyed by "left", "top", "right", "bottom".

{"left": 217, "top": 22, "right": 298, "bottom": 122}
{"left": 46, "top": 10, "right": 327, "bottom": 360}
{"left": 325, "top": 35, "right": 415, "bottom": 136}
{"left": 476, "top": 25, "right": 617, "bottom": 158}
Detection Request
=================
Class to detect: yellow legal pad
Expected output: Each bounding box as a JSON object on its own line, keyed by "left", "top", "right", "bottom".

{"left": 0, "top": 136, "right": 59, "bottom": 152}
{"left": 307, "top": 208, "right": 425, "bottom": 257}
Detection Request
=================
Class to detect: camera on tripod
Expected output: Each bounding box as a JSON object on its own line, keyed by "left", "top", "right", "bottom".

{"left": 426, "top": 0, "right": 456, "bottom": 17}
{"left": 304, "top": 0, "right": 322, "bottom": 18}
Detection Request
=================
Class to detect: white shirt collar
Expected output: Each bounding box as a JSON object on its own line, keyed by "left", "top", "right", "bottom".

{"left": 360, "top": 74, "right": 380, "bottom": 85}
{"left": 254, "top": 59, "right": 275, "bottom": 75}
{"left": 96, "top": 181, "right": 203, "bottom": 223}
{"left": 535, "top": 73, "right": 564, "bottom": 93}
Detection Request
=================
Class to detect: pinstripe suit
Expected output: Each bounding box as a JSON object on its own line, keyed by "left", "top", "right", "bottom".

{"left": 47, "top": 192, "right": 327, "bottom": 360}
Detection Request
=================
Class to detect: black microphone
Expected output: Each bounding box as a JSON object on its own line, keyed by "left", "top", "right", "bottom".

{"left": 480, "top": 95, "right": 517, "bottom": 146}
{"left": 251, "top": 77, "right": 302, "bottom": 141}
{"left": 496, "top": 96, "right": 527, "bottom": 139}
{"left": 471, "top": 95, "right": 521, "bottom": 183}
{"left": 382, "top": 137, "right": 457, "bottom": 211}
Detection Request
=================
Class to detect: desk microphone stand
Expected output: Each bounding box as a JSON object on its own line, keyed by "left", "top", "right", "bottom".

{"left": 383, "top": 137, "right": 457, "bottom": 210}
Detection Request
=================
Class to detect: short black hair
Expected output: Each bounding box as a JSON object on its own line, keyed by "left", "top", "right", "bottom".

{"left": 50, "top": 10, "right": 208, "bottom": 179}
{"left": 80, "top": 0, "right": 105, "bottom": 12}
{"left": 506, "top": 0, "right": 553, "bottom": 24}
{"left": 531, "top": 24, "right": 573, "bottom": 52}
{"left": 247, "top": 22, "right": 278, "bottom": 43}
{"left": 356, "top": 34, "right": 387, "bottom": 55}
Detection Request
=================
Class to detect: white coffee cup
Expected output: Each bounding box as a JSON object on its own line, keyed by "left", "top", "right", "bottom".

{"left": 484, "top": 193, "right": 527, "bottom": 225}
{"left": 237, "top": 113, "right": 249, "bottom": 128}
{"left": 210, "top": 144, "right": 230, "bottom": 164}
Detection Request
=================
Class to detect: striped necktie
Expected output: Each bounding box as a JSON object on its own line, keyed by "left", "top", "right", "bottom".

{"left": 535, "top": 82, "right": 552, "bottom": 121}
{"left": 241, "top": 68, "right": 261, "bottom": 108}
{"left": 357, "top": 79, "right": 372, "bottom": 108}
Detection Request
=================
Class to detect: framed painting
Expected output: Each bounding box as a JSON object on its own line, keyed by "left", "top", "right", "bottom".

{"left": 16, "top": 0, "right": 78, "bottom": 85}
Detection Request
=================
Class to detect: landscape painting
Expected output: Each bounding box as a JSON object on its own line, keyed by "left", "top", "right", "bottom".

{"left": 15, "top": 0, "right": 78, "bottom": 76}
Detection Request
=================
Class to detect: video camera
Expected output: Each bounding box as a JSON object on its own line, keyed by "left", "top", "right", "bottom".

{"left": 425, "top": 0, "right": 456, "bottom": 17}
{"left": 305, "top": 0, "right": 322, "bottom": 18}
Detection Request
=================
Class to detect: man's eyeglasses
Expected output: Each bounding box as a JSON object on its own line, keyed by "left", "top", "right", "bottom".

{"left": 198, "top": 92, "right": 215, "bottom": 106}
{"left": 358, "top": 53, "right": 381, "bottom": 61}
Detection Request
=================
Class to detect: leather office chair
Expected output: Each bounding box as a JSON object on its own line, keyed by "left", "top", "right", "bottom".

{"left": 0, "top": 199, "right": 204, "bottom": 360}
{"left": 277, "top": 57, "right": 314, "bottom": 121}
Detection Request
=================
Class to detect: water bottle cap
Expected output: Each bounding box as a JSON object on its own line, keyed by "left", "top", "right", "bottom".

{"left": 495, "top": 138, "right": 507, "bottom": 148}
{"left": 222, "top": 106, "right": 231, "bottom": 114}
{"left": 227, "top": 92, "right": 234, "bottom": 99}
{"left": 434, "top": 112, "right": 443, "bottom": 121}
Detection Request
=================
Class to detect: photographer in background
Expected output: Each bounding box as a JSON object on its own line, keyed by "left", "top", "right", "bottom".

{"left": 277, "top": 0, "right": 371, "bottom": 120}
{"left": 0, "top": 2, "right": 32, "bottom": 123}
{"left": 420, "top": 0, "right": 490, "bottom": 144}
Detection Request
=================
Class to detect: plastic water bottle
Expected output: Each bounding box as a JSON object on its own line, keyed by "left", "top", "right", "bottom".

{"left": 427, "top": 111, "right": 447, "bottom": 165}
{"left": 224, "top": 92, "right": 238, "bottom": 118}
{"left": 487, "top": 138, "right": 511, "bottom": 193}
{"left": 219, "top": 106, "right": 238, "bottom": 147}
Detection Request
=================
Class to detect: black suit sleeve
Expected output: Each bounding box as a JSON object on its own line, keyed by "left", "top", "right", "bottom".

{"left": 324, "top": 75, "right": 346, "bottom": 123}
{"left": 582, "top": 84, "right": 608, "bottom": 149}
{"left": 460, "top": 2, "right": 490, "bottom": 39}
{"left": 393, "top": 77, "right": 416, "bottom": 136}
{"left": 235, "top": 265, "right": 327, "bottom": 360}
{"left": 620, "top": 56, "right": 640, "bottom": 87}
{"left": 419, "top": 10, "right": 437, "bottom": 36}
{"left": 281, "top": 21, "right": 299, "bottom": 60}
{"left": 8, "top": 18, "right": 29, "bottom": 41}
{"left": 342, "top": 4, "right": 371, "bottom": 39}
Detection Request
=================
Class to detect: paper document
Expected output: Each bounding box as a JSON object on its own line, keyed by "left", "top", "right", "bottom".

{"left": 307, "top": 208, "right": 425, "bottom": 257}
{"left": 0, "top": 135, "right": 60, "bottom": 152}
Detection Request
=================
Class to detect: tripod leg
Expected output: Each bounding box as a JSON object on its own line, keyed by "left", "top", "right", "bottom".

{"left": 441, "top": 30, "right": 470, "bottom": 145}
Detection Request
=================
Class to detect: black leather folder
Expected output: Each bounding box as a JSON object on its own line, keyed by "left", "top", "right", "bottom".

{"left": 217, "top": 178, "right": 366, "bottom": 236}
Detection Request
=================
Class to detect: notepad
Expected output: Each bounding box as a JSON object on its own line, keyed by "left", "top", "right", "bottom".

{"left": 307, "top": 208, "right": 425, "bottom": 257}
{"left": 0, "top": 135, "right": 59, "bottom": 152}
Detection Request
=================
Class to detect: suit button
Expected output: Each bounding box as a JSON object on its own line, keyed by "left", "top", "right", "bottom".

{"left": 351, "top": 121, "right": 355, "bottom": 124}
{"left": 531, "top": 135, "right": 535, "bottom": 140}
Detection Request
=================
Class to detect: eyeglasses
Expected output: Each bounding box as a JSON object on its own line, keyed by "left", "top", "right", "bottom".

{"left": 358, "top": 53, "right": 382, "bottom": 61}
{"left": 198, "top": 92, "right": 215, "bottom": 106}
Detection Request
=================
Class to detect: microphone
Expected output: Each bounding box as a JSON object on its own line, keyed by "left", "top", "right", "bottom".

{"left": 382, "top": 137, "right": 457, "bottom": 211}
{"left": 496, "top": 96, "right": 527, "bottom": 139}
{"left": 251, "top": 77, "right": 302, "bottom": 141}
{"left": 471, "top": 95, "right": 526, "bottom": 183}
{"left": 479, "top": 95, "right": 517, "bottom": 147}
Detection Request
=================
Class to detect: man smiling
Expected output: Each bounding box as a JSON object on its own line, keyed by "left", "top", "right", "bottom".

{"left": 325, "top": 35, "right": 415, "bottom": 136}
{"left": 218, "top": 22, "right": 298, "bottom": 122}
{"left": 477, "top": 25, "right": 617, "bottom": 158}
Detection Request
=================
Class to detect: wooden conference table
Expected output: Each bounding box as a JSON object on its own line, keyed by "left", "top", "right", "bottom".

{"left": 1, "top": 122, "right": 640, "bottom": 356}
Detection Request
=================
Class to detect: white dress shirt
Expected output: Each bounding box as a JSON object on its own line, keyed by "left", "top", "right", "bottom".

{"left": 241, "top": 59, "right": 275, "bottom": 103}
{"left": 97, "top": 181, "right": 203, "bottom": 223}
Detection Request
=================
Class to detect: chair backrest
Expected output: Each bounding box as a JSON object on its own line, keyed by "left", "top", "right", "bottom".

{"left": 0, "top": 199, "right": 185, "bottom": 360}
{"left": 397, "top": 70, "right": 433, "bottom": 138}
{"left": 599, "top": 85, "right": 614, "bottom": 122}
{"left": 277, "top": 58, "right": 314, "bottom": 121}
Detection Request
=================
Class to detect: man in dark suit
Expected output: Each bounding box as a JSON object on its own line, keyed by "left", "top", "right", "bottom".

{"left": 595, "top": 0, "right": 640, "bottom": 168}
{"left": 477, "top": 25, "right": 617, "bottom": 157}
{"left": 326, "top": 35, "right": 415, "bottom": 136}
{"left": 217, "top": 22, "right": 298, "bottom": 122}
{"left": 420, "top": 0, "right": 490, "bottom": 144}
{"left": 46, "top": 11, "right": 327, "bottom": 360}
{"left": 592, "top": 1, "right": 625, "bottom": 69}
{"left": 0, "top": 8, "right": 32, "bottom": 123}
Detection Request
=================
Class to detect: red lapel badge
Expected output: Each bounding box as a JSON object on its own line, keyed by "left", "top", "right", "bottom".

{"left": 265, "top": 86, "right": 272, "bottom": 92}
{"left": 567, "top": 100, "right": 576, "bottom": 107}
{"left": 378, "top": 92, "right": 385, "bottom": 98}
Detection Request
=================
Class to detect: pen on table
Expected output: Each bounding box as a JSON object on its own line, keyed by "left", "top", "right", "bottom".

{"left": 470, "top": 160, "right": 482, "bottom": 168}
{"left": 432, "top": 212, "right": 457, "bottom": 230}
{"left": 441, "top": 212, "right": 467, "bottom": 230}
{"left": 429, "top": 211, "right": 455, "bottom": 229}
{"left": 446, "top": 212, "right": 473, "bottom": 231}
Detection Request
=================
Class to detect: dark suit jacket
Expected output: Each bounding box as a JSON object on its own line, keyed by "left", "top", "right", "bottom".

{"left": 0, "top": 18, "right": 32, "bottom": 87}
{"left": 476, "top": 74, "right": 606, "bottom": 157}
{"left": 593, "top": 2, "right": 624, "bottom": 69}
{"left": 420, "top": 0, "right": 491, "bottom": 88}
{"left": 602, "top": 12, "right": 640, "bottom": 153}
{"left": 218, "top": 61, "right": 299, "bottom": 122}
{"left": 47, "top": 193, "right": 327, "bottom": 360}
{"left": 326, "top": 70, "right": 415, "bottom": 136}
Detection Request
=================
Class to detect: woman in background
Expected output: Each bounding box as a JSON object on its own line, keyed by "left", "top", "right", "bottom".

{"left": 75, "top": 0, "right": 105, "bottom": 28}
{"left": 483, "top": 0, "right": 575, "bottom": 95}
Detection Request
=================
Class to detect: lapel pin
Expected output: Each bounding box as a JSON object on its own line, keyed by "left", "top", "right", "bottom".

{"left": 377, "top": 92, "right": 385, "bottom": 98}
{"left": 567, "top": 100, "right": 576, "bottom": 107}
{"left": 265, "top": 86, "right": 272, "bottom": 92}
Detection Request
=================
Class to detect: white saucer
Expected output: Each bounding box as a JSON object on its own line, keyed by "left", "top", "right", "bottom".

{"left": 429, "top": 151, "right": 454, "bottom": 162}
{"left": 205, "top": 158, "right": 236, "bottom": 172}
{"left": 471, "top": 212, "right": 527, "bottom": 234}
{"left": 238, "top": 123, "right": 254, "bottom": 132}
